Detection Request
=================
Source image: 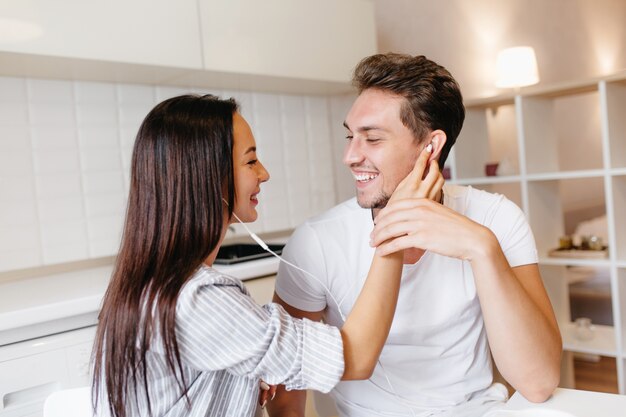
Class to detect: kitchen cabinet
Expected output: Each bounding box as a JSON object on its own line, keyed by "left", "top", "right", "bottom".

{"left": 0, "top": 271, "right": 279, "bottom": 417}
{"left": 448, "top": 70, "right": 626, "bottom": 394}
{"left": 0, "top": 0, "right": 203, "bottom": 69}
{"left": 0, "top": 0, "right": 376, "bottom": 95}
{"left": 197, "top": 0, "right": 376, "bottom": 83}
{"left": 0, "top": 326, "right": 94, "bottom": 417}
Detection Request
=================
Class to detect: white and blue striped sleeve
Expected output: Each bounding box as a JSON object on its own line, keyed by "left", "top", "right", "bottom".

{"left": 175, "top": 275, "right": 344, "bottom": 393}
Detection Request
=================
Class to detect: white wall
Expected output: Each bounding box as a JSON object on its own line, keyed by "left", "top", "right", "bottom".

{"left": 0, "top": 77, "right": 342, "bottom": 272}
{"left": 374, "top": 0, "right": 626, "bottom": 99}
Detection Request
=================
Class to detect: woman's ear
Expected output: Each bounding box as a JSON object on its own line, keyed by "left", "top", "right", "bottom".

{"left": 427, "top": 130, "right": 447, "bottom": 162}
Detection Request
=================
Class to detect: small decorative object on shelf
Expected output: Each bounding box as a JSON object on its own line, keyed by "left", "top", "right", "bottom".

{"left": 485, "top": 162, "right": 499, "bottom": 176}
{"left": 559, "top": 235, "right": 573, "bottom": 249}
{"left": 495, "top": 156, "right": 517, "bottom": 176}
{"left": 442, "top": 166, "right": 451, "bottom": 180}
{"left": 574, "top": 317, "right": 594, "bottom": 341}
{"left": 549, "top": 234, "right": 608, "bottom": 259}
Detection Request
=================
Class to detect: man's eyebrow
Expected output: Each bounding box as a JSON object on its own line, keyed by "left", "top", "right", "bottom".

{"left": 343, "top": 121, "right": 388, "bottom": 133}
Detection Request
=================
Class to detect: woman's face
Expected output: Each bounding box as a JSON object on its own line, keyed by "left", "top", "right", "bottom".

{"left": 231, "top": 113, "right": 270, "bottom": 223}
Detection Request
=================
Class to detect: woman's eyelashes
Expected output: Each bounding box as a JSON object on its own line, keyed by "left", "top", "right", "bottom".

{"left": 247, "top": 159, "right": 258, "bottom": 166}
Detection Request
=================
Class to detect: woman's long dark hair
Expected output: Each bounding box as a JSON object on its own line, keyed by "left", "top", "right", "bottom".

{"left": 92, "top": 94, "right": 238, "bottom": 417}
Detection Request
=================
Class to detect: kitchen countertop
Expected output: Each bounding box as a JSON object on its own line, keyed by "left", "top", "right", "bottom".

{"left": 0, "top": 235, "right": 287, "bottom": 346}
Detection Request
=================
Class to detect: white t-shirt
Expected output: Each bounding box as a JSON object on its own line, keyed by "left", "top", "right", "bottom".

{"left": 275, "top": 185, "right": 538, "bottom": 417}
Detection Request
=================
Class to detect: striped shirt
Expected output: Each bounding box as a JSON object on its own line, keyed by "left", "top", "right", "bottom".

{"left": 97, "top": 265, "right": 344, "bottom": 417}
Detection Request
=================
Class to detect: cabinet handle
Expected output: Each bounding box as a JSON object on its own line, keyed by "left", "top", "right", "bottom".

{"left": 2, "top": 381, "right": 59, "bottom": 410}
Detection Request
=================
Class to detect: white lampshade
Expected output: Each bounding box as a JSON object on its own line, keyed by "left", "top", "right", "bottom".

{"left": 496, "top": 46, "right": 539, "bottom": 88}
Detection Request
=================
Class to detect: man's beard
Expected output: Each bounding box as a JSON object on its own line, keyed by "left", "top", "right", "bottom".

{"left": 356, "top": 190, "right": 391, "bottom": 209}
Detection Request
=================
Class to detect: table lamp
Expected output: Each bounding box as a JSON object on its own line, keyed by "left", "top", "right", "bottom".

{"left": 496, "top": 46, "right": 540, "bottom": 89}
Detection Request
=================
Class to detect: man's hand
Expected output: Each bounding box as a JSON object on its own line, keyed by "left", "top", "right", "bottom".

{"left": 370, "top": 198, "right": 497, "bottom": 261}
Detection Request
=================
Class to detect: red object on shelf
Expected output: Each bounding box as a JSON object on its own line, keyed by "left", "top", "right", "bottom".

{"left": 485, "top": 162, "right": 499, "bottom": 176}
{"left": 442, "top": 167, "right": 451, "bottom": 180}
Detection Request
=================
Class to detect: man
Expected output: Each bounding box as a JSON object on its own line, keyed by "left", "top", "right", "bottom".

{"left": 268, "top": 53, "right": 561, "bottom": 417}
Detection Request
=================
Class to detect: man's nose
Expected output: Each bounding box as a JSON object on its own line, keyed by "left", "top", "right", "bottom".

{"left": 343, "top": 139, "right": 365, "bottom": 166}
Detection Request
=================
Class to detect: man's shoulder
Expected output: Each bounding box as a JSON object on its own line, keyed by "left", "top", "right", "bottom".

{"left": 445, "top": 184, "right": 525, "bottom": 229}
{"left": 446, "top": 184, "right": 518, "bottom": 212}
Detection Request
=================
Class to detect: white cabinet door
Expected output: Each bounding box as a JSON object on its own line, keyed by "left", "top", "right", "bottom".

{"left": 0, "top": 0, "right": 202, "bottom": 69}
{"left": 0, "top": 349, "right": 68, "bottom": 417}
{"left": 0, "top": 326, "right": 95, "bottom": 417}
{"left": 198, "top": 0, "right": 376, "bottom": 83}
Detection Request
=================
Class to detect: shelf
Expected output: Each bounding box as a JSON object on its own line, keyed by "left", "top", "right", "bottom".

{"left": 526, "top": 169, "right": 606, "bottom": 181}
{"left": 452, "top": 69, "right": 626, "bottom": 394}
{"left": 454, "top": 102, "right": 519, "bottom": 179}
{"left": 539, "top": 257, "right": 611, "bottom": 268}
{"left": 452, "top": 175, "right": 521, "bottom": 185}
{"left": 527, "top": 177, "right": 606, "bottom": 256}
{"left": 465, "top": 95, "right": 515, "bottom": 109}
{"left": 561, "top": 322, "right": 617, "bottom": 357}
{"left": 521, "top": 90, "right": 604, "bottom": 174}
{"left": 522, "top": 78, "right": 600, "bottom": 99}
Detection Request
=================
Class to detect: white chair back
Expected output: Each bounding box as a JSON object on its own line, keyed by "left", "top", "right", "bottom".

{"left": 43, "top": 386, "right": 94, "bottom": 417}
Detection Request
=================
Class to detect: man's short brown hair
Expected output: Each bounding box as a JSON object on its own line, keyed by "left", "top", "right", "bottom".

{"left": 352, "top": 53, "right": 465, "bottom": 166}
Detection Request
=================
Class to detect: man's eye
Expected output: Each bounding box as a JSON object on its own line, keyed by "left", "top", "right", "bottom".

{"left": 345, "top": 135, "right": 353, "bottom": 140}
{"left": 366, "top": 138, "right": 381, "bottom": 143}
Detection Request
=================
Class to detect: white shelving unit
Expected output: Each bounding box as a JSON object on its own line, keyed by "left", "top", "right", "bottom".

{"left": 448, "top": 71, "right": 626, "bottom": 394}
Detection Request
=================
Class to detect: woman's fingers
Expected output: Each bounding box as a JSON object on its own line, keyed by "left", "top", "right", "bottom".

{"left": 258, "top": 381, "right": 276, "bottom": 408}
{"left": 430, "top": 174, "right": 445, "bottom": 200}
{"left": 375, "top": 233, "right": 421, "bottom": 257}
{"left": 389, "top": 143, "right": 433, "bottom": 202}
{"left": 417, "top": 160, "right": 441, "bottom": 199}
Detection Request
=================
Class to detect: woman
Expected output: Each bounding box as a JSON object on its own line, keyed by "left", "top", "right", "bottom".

{"left": 92, "top": 94, "right": 442, "bottom": 417}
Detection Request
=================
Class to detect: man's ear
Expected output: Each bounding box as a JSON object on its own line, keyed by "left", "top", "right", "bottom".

{"left": 427, "top": 130, "right": 447, "bottom": 162}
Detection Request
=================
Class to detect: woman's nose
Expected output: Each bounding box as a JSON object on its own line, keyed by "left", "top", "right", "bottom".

{"left": 258, "top": 162, "right": 270, "bottom": 182}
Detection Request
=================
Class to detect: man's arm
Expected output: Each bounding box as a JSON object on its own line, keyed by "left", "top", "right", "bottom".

{"left": 371, "top": 199, "right": 562, "bottom": 402}
{"left": 472, "top": 257, "right": 561, "bottom": 402}
{"left": 266, "top": 295, "right": 323, "bottom": 417}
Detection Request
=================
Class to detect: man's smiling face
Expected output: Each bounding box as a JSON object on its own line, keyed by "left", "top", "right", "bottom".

{"left": 343, "top": 89, "right": 423, "bottom": 209}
